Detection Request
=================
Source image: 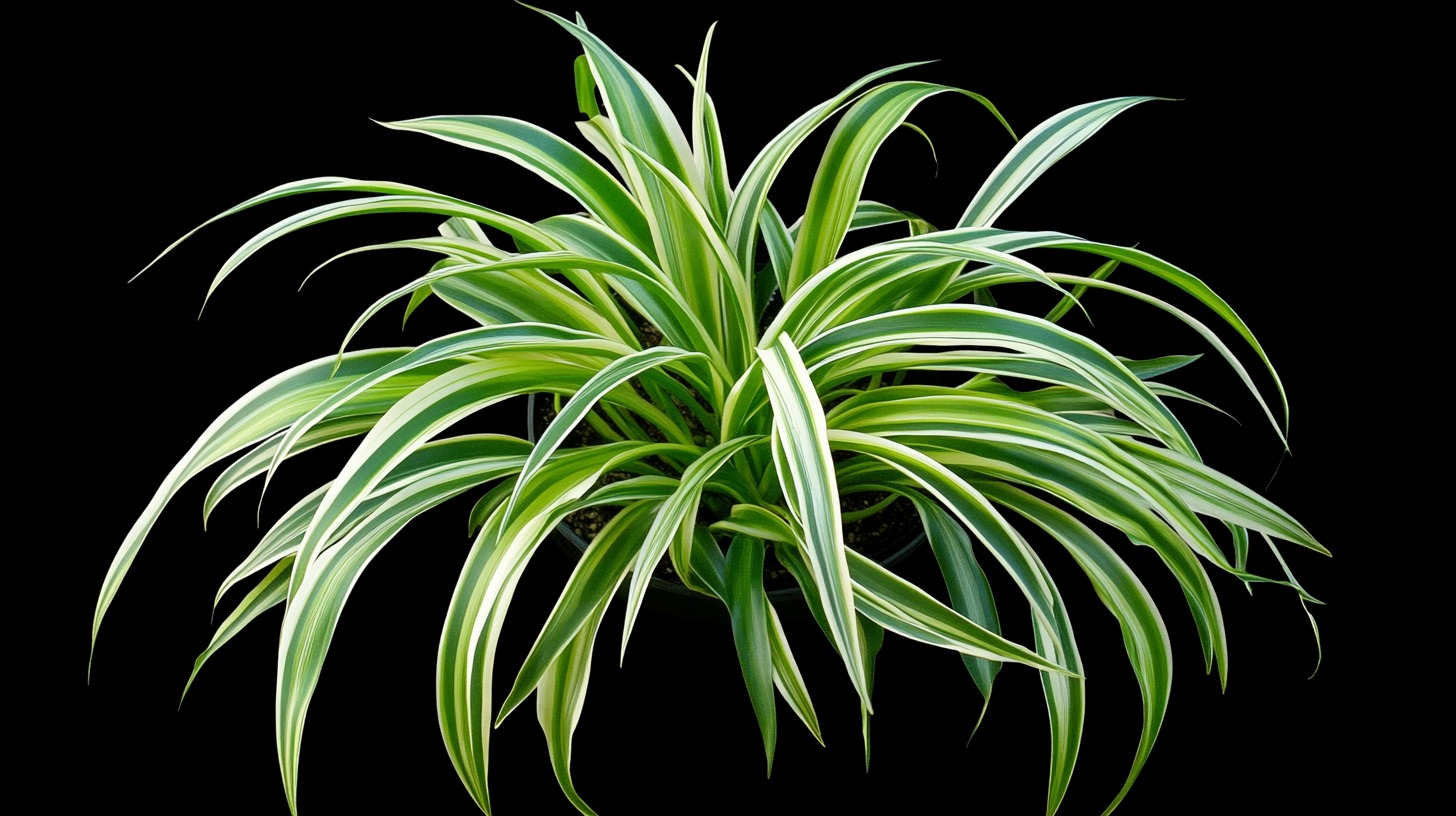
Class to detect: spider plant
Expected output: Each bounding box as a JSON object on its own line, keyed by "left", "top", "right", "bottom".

{"left": 91, "top": 5, "right": 1325, "bottom": 814}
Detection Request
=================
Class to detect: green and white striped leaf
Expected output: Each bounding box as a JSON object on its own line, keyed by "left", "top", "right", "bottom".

{"left": 758, "top": 334, "right": 869, "bottom": 705}
{"left": 438, "top": 443, "right": 657, "bottom": 812}
{"left": 1039, "top": 270, "right": 1287, "bottom": 444}
{"left": 432, "top": 217, "right": 637, "bottom": 343}
{"left": 134, "top": 177, "right": 518, "bottom": 282}
{"left": 766, "top": 603, "right": 822, "bottom": 745}
{"left": 215, "top": 436, "right": 530, "bottom": 607}
{"left": 684, "top": 24, "right": 733, "bottom": 223}
{"left": 620, "top": 434, "right": 764, "bottom": 658}
{"left": 787, "top": 200, "right": 935, "bottom": 242}
{"left": 203, "top": 415, "right": 379, "bottom": 524}
{"left": 93, "top": 347, "right": 408, "bottom": 665}
{"left": 214, "top": 486, "right": 328, "bottom": 607}
{"left": 684, "top": 517, "right": 824, "bottom": 745}
{"left": 984, "top": 483, "right": 1171, "bottom": 816}
{"left": 958, "top": 97, "right": 1157, "bottom": 228}
{"left": 766, "top": 231, "right": 1063, "bottom": 344}
{"left": 497, "top": 501, "right": 657, "bottom": 723}
{"left": 726, "top": 535, "right": 777, "bottom": 774}
{"left": 926, "top": 442, "right": 1228, "bottom": 683}
{"left": 617, "top": 140, "right": 755, "bottom": 373}
{"left": 264, "top": 323, "right": 627, "bottom": 493}
{"left": 181, "top": 556, "right": 294, "bottom": 704}
{"left": 787, "top": 82, "right": 1000, "bottom": 294}
{"left": 276, "top": 437, "right": 540, "bottom": 811}
{"left": 537, "top": 595, "right": 612, "bottom": 816}
{"left": 846, "top": 547, "right": 1069, "bottom": 674}
{"left": 905, "top": 493, "right": 1002, "bottom": 707}
{"left": 380, "top": 115, "right": 652, "bottom": 251}
{"left": 205, "top": 193, "right": 551, "bottom": 306}
{"left": 954, "top": 230, "right": 1289, "bottom": 441}
{"left": 532, "top": 6, "right": 702, "bottom": 202}
{"left": 335, "top": 256, "right": 635, "bottom": 359}
{"left": 510, "top": 346, "right": 703, "bottom": 510}
{"left": 534, "top": 215, "right": 733, "bottom": 388}
{"left": 1114, "top": 437, "right": 1325, "bottom": 554}
{"left": 802, "top": 304, "right": 1196, "bottom": 456}
{"left": 830, "top": 389, "right": 1228, "bottom": 569}
{"left": 726, "top": 62, "right": 940, "bottom": 275}
{"left": 286, "top": 357, "right": 594, "bottom": 600}
{"left": 828, "top": 430, "right": 1083, "bottom": 812}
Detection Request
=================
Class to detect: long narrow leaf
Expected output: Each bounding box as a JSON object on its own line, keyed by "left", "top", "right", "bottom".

{"left": 381, "top": 115, "right": 652, "bottom": 251}
{"left": 958, "top": 97, "right": 1157, "bottom": 229}
{"left": 786, "top": 82, "right": 960, "bottom": 294}
{"left": 287, "top": 357, "right": 593, "bottom": 600}
{"left": 726, "top": 62, "right": 939, "bottom": 275}
{"left": 984, "top": 483, "right": 1171, "bottom": 816}
{"left": 727, "top": 535, "right": 777, "bottom": 774}
{"left": 904, "top": 492, "right": 1001, "bottom": 710}
{"left": 537, "top": 596, "right": 612, "bottom": 816}
{"left": 531, "top": 5, "right": 702, "bottom": 201}
{"left": 829, "top": 430, "right": 1084, "bottom": 812}
{"left": 181, "top": 556, "right": 294, "bottom": 703}
{"left": 93, "top": 348, "right": 408, "bottom": 666}
{"left": 276, "top": 444, "right": 536, "bottom": 811}
{"left": 497, "top": 501, "right": 658, "bottom": 723}
{"left": 758, "top": 335, "right": 869, "bottom": 705}
{"left": 620, "top": 434, "right": 764, "bottom": 658}
{"left": 438, "top": 443, "right": 666, "bottom": 811}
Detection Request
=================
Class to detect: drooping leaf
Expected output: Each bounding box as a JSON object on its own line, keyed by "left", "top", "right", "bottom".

{"left": 984, "top": 483, "right": 1171, "bottom": 816}
{"left": 497, "top": 501, "right": 658, "bottom": 723}
{"left": 759, "top": 335, "right": 870, "bottom": 706}
{"left": 726, "top": 535, "right": 777, "bottom": 775}
{"left": 381, "top": 115, "right": 652, "bottom": 251}
{"left": 905, "top": 492, "right": 1001, "bottom": 715}
{"left": 93, "top": 348, "right": 410, "bottom": 668}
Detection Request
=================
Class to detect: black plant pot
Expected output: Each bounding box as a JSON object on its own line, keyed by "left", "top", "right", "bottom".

{"left": 527, "top": 394, "right": 926, "bottom": 623}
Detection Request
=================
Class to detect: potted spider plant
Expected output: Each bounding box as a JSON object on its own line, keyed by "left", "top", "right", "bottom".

{"left": 87, "top": 5, "right": 1331, "bottom": 814}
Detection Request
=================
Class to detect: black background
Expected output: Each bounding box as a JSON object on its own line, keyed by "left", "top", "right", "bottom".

{"left": 60, "top": 3, "right": 1393, "bottom": 814}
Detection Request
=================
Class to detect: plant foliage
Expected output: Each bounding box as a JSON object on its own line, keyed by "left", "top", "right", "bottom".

{"left": 93, "top": 6, "right": 1324, "bottom": 814}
